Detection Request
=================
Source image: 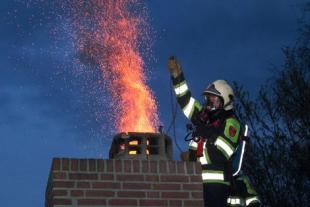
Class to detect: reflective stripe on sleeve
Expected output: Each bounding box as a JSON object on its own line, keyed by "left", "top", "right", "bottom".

{"left": 199, "top": 155, "right": 208, "bottom": 165}
{"left": 246, "top": 196, "right": 260, "bottom": 206}
{"left": 215, "top": 136, "right": 234, "bottom": 159}
{"left": 174, "top": 82, "right": 189, "bottom": 96}
{"left": 199, "top": 142, "right": 210, "bottom": 165}
{"left": 201, "top": 170, "right": 224, "bottom": 182}
{"left": 183, "top": 97, "right": 195, "bottom": 118}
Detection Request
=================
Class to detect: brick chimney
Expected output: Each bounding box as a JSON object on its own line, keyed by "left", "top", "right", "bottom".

{"left": 45, "top": 133, "right": 204, "bottom": 207}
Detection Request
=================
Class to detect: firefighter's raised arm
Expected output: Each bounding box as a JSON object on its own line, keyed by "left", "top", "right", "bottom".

{"left": 167, "top": 56, "right": 202, "bottom": 124}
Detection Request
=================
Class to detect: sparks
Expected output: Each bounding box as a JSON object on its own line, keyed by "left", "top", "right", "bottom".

{"left": 71, "top": 0, "right": 159, "bottom": 133}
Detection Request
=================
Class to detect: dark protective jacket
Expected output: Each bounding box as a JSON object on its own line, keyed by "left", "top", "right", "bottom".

{"left": 172, "top": 73, "right": 242, "bottom": 185}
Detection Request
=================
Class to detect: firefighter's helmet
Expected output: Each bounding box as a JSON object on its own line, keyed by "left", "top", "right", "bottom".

{"left": 203, "top": 80, "right": 234, "bottom": 111}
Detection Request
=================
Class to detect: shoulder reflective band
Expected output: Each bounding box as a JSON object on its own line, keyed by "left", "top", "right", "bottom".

{"left": 215, "top": 136, "right": 234, "bottom": 159}
{"left": 183, "top": 97, "right": 195, "bottom": 119}
{"left": 246, "top": 196, "right": 260, "bottom": 206}
{"left": 202, "top": 170, "right": 224, "bottom": 182}
{"left": 189, "top": 140, "right": 198, "bottom": 150}
{"left": 227, "top": 197, "right": 243, "bottom": 205}
{"left": 174, "top": 82, "right": 189, "bottom": 97}
{"left": 233, "top": 125, "right": 248, "bottom": 176}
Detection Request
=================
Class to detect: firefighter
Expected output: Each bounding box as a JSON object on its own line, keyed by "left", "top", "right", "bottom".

{"left": 167, "top": 56, "right": 242, "bottom": 206}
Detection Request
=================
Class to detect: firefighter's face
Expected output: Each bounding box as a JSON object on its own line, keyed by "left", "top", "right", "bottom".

{"left": 204, "top": 94, "right": 223, "bottom": 111}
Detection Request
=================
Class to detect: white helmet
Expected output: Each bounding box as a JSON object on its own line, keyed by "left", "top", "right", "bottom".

{"left": 203, "top": 80, "right": 234, "bottom": 111}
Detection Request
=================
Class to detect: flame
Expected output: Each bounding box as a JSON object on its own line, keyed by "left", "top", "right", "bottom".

{"left": 71, "top": 0, "right": 159, "bottom": 133}
{"left": 99, "top": 1, "right": 158, "bottom": 132}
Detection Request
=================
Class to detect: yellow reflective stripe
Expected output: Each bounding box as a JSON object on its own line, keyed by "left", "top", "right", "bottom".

{"left": 227, "top": 197, "right": 243, "bottom": 205}
{"left": 183, "top": 97, "right": 195, "bottom": 118}
{"left": 202, "top": 170, "right": 224, "bottom": 181}
{"left": 194, "top": 100, "right": 202, "bottom": 111}
{"left": 199, "top": 156, "right": 208, "bottom": 165}
{"left": 199, "top": 144, "right": 208, "bottom": 165}
{"left": 246, "top": 196, "right": 260, "bottom": 206}
{"left": 199, "top": 142, "right": 211, "bottom": 165}
{"left": 174, "top": 82, "right": 189, "bottom": 97}
{"left": 189, "top": 140, "right": 198, "bottom": 150}
{"left": 215, "top": 136, "right": 235, "bottom": 159}
{"left": 174, "top": 80, "right": 186, "bottom": 88}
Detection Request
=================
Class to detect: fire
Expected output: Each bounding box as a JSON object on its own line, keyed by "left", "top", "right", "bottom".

{"left": 99, "top": 1, "right": 159, "bottom": 132}
{"left": 70, "top": 1, "right": 159, "bottom": 133}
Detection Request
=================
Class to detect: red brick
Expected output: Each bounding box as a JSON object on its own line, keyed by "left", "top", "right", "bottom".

{"left": 52, "top": 158, "right": 60, "bottom": 171}
{"left": 159, "top": 160, "right": 167, "bottom": 173}
{"left": 145, "top": 175, "right": 159, "bottom": 182}
{"left": 78, "top": 199, "right": 106, "bottom": 205}
{"left": 52, "top": 190, "right": 67, "bottom": 196}
{"left": 109, "top": 199, "right": 137, "bottom": 206}
{"left": 186, "top": 162, "right": 195, "bottom": 174}
{"left": 184, "top": 200, "right": 204, "bottom": 206}
{"left": 160, "top": 175, "right": 189, "bottom": 182}
{"left": 183, "top": 183, "right": 203, "bottom": 191}
{"left": 190, "top": 175, "right": 202, "bottom": 182}
{"left": 192, "top": 192, "right": 203, "bottom": 199}
{"left": 162, "top": 192, "right": 189, "bottom": 199}
{"left": 80, "top": 159, "right": 87, "bottom": 171}
{"left": 71, "top": 159, "right": 78, "bottom": 171}
{"left": 116, "top": 174, "right": 143, "bottom": 182}
{"left": 53, "top": 181, "right": 74, "bottom": 188}
{"left": 100, "top": 174, "right": 114, "bottom": 180}
{"left": 123, "top": 183, "right": 151, "bottom": 190}
{"left": 77, "top": 182, "right": 90, "bottom": 188}
{"left": 140, "top": 199, "right": 167, "bottom": 206}
{"left": 69, "top": 173, "right": 98, "bottom": 180}
{"left": 124, "top": 160, "right": 132, "bottom": 172}
{"left": 115, "top": 160, "right": 122, "bottom": 172}
{"left": 132, "top": 160, "right": 140, "bottom": 173}
{"left": 106, "top": 160, "right": 114, "bottom": 172}
{"left": 53, "top": 172, "right": 67, "bottom": 179}
{"left": 92, "top": 182, "right": 120, "bottom": 189}
{"left": 52, "top": 198, "right": 72, "bottom": 205}
{"left": 168, "top": 161, "right": 176, "bottom": 173}
{"left": 117, "top": 191, "right": 146, "bottom": 198}
{"left": 142, "top": 160, "right": 149, "bottom": 173}
{"left": 86, "top": 190, "right": 114, "bottom": 197}
{"left": 70, "top": 190, "right": 84, "bottom": 197}
{"left": 169, "top": 200, "right": 182, "bottom": 206}
{"left": 62, "top": 158, "right": 69, "bottom": 170}
{"left": 89, "top": 159, "right": 96, "bottom": 171}
{"left": 177, "top": 162, "right": 185, "bottom": 174}
{"left": 97, "top": 160, "right": 105, "bottom": 172}
{"left": 195, "top": 162, "right": 202, "bottom": 174}
{"left": 147, "top": 192, "right": 160, "bottom": 198}
{"left": 150, "top": 161, "right": 158, "bottom": 173}
{"left": 153, "top": 184, "right": 181, "bottom": 190}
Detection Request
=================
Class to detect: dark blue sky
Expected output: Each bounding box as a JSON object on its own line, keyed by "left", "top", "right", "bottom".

{"left": 0, "top": 0, "right": 307, "bottom": 206}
